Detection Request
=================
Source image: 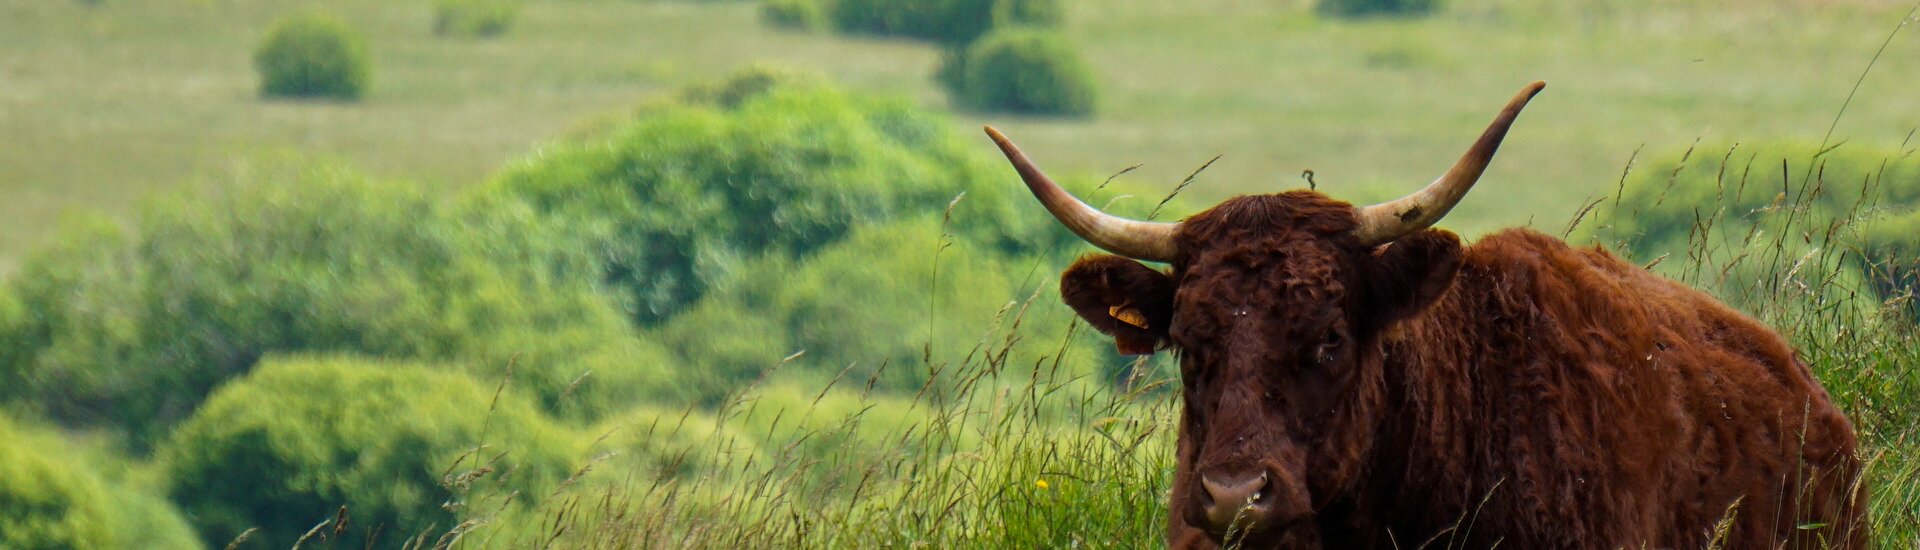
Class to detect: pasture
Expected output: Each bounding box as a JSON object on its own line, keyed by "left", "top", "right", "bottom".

{"left": 6, "top": 0, "right": 1920, "bottom": 270}
{"left": 2, "top": 0, "right": 1918, "bottom": 547}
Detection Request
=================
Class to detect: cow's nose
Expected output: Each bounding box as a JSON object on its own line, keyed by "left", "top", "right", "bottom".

{"left": 1199, "top": 471, "right": 1273, "bottom": 535}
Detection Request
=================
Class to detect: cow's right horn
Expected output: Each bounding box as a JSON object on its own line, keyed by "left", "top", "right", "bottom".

{"left": 985, "top": 126, "right": 1180, "bottom": 262}
{"left": 1352, "top": 81, "right": 1545, "bottom": 246}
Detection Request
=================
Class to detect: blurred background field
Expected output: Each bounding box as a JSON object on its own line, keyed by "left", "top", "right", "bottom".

{"left": 2, "top": 0, "right": 1918, "bottom": 547}
{"left": 7, "top": 0, "right": 1920, "bottom": 271}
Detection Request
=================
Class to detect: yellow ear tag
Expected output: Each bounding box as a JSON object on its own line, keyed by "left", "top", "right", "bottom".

{"left": 1108, "top": 306, "right": 1149, "bottom": 329}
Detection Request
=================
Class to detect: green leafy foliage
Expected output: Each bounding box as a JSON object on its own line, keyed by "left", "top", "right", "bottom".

{"left": 761, "top": 0, "right": 827, "bottom": 31}
{"left": 490, "top": 70, "right": 1070, "bottom": 327}
{"left": 651, "top": 219, "right": 1066, "bottom": 401}
{"left": 1317, "top": 0, "right": 1442, "bottom": 18}
{"left": 673, "top": 63, "right": 829, "bottom": 108}
{"left": 0, "top": 413, "right": 198, "bottom": 550}
{"left": 0, "top": 164, "right": 660, "bottom": 447}
{"left": 434, "top": 0, "right": 518, "bottom": 38}
{"left": 947, "top": 28, "right": 1098, "bottom": 117}
{"left": 827, "top": 0, "right": 1060, "bottom": 45}
{"left": 255, "top": 14, "right": 370, "bottom": 100}
{"left": 162, "top": 356, "right": 576, "bottom": 548}
{"left": 992, "top": 0, "right": 1063, "bottom": 29}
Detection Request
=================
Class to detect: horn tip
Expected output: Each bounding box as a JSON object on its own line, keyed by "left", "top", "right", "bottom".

{"left": 1521, "top": 80, "right": 1546, "bottom": 100}
{"left": 983, "top": 125, "right": 1014, "bottom": 148}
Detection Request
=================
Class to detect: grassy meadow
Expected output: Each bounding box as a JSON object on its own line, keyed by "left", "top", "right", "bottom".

{"left": 7, "top": 0, "right": 1920, "bottom": 270}
{"left": 3, "top": 0, "right": 1919, "bottom": 548}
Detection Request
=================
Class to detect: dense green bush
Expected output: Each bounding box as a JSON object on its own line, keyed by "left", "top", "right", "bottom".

{"left": 652, "top": 209, "right": 1167, "bottom": 403}
{"left": 1317, "top": 0, "right": 1442, "bottom": 17}
{"left": 255, "top": 14, "right": 370, "bottom": 100}
{"left": 0, "top": 164, "right": 662, "bottom": 446}
{"left": 992, "top": 0, "right": 1063, "bottom": 28}
{"left": 434, "top": 0, "right": 518, "bottom": 38}
{"left": 490, "top": 70, "right": 1077, "bottom": 327}
{"left": 0, "top": 413, "right": 198, "bottom": 549}
{"left": 948, "top": 29, "right": 1098, "bottom": 117}
{"left": 761, "top": 0, "right": 827, "bottom": 31}
{"left": 0, "top": 290, "right": 23, "bottom": 393}
{"left": 653, "top": 219, "right": 1029, "bottom": 399}
{"left": 163, "top": 356, "right": 576, "bottom": 548}
{"left": 487, "top": 68, "right": 1175, "bottom": 402}
{"left": 674, "top": 63, "right": 829, "bottom": 108}
{"left": 1, "top": 415, "right": 121, "bottom": 549}
{"left": 829, "top": 0, "right": 1060, "bottom": 45}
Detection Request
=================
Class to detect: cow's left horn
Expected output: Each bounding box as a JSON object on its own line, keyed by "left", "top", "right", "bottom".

{"left": 1352, "top": 81, "right": 1545, "bottom": 246}
{"left": 985, "top": 126, "right": 1180, "bottom": 262}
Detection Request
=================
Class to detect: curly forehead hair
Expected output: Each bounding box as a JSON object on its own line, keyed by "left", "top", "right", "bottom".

{"left": 1175, "top": 192, "right": 1360, "bottom": 252}
{"left": 1174, "top": 192, "right": 1363, "bottom": 304}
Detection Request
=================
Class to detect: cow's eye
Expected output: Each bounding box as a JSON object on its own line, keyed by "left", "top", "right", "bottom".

{"left": 1315, "top": 330, "right": 1344, "bottom": 363}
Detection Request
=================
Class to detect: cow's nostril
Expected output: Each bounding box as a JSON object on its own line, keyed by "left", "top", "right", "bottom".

{"left": 1198, "top": 471, "right": 1273, "bottom": 535}
{"left": 1201, "top": 472, "right": 1269, "bottom": 504}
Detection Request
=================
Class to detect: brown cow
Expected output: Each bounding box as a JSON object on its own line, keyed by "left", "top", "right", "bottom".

{"left": 984, "top": 82, "right": 1865, "bottom": 549}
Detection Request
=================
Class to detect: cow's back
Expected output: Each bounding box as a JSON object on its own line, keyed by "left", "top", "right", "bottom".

{"left": 1371, "top": 228, "right": 1863, "bottom": 549}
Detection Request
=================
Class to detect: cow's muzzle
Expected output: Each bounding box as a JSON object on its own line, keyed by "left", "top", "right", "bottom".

{"left": 1199, "top": 471, "right": 1274, "bottom": 536}
{"left": 1192, "top": 467, "right": 1313, "bottom": 542}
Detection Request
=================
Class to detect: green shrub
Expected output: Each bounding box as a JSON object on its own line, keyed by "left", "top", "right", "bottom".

{"left": 0, "top": 163, "right": 658, "bottom": 446}
{"left": 652, "top": 220, "right": 1010, "bottom": 398}
{"left": 162, "top": 356, "right": 576, "bottom": 548}
{"left": 434, "top": 0, "right": 518, "bottom": 38}
{"left": 830, "top": 0, "right": 977, "bottom": 44}
{"left": 992, "top": 0, "right": 1063, "bottom": 28}
{"left": 675, "top": 63, "right": 829, "bottom": 108}
{"left": 761, "top": 0, "right": 827, "bottom": 31}
{"left": 1317, "top": 0, "right": 1442, "bottom": 17}
{"left": 0, "top": 413, "right": 198, "bottom": 550}
{"left": 490, "top": 69, "right": 1073, "bottom": 327}
{"left": 829, "top": 0, "right": 1059, "bottom": 45}
{"left": 0, "top": 416, "right": 120, "bottom": 549}
{"left": 0, "top": 290, "right": 23, "bottom": 393}
{"left": 950, "top": 29, "right": 1098, "bottom": 117}
{"left": 255, "top": 14, "right": 371, "bottom": 100}
{"left": 1363, "top": 33, "right": 1443, "bottom": 68}
{"left": 652, "top": 213, "right": 1154, "bottom": 402}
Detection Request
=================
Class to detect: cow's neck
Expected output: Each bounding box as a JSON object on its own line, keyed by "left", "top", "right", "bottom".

{"left": 1342, "top": 262, "right": 1511, "bottom": 541}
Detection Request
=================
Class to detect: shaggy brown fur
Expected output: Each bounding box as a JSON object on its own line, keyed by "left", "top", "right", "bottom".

{"left": 1059, "top": 191, "right": 1864, "bottom": 549}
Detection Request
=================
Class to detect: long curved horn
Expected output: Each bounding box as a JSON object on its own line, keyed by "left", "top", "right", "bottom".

{"left": 1352, "top": 81, "right": 1546, "bottom": 246}
{"left": 984, "top": 126, "right": 1180, "bottom": 262}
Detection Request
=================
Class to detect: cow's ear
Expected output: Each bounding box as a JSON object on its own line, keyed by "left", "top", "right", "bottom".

{"left": 1360, "top": 229, "right": 1463, "bottom": 324}
{"left": 1060, "top": 255, "right": 1177, "bottom": 355}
